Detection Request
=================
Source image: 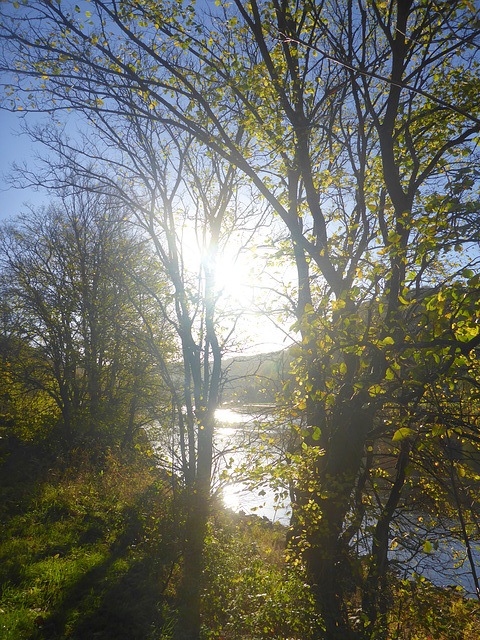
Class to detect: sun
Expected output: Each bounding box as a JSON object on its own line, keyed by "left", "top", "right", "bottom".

{"left": 182, "top": 227, "right": 294, "bottom": 354}
{"left": 213, "top": 250, "right": 256, "bottom": 308}
{"left": 212, "top": 248, "right": 295, "bottom": 354}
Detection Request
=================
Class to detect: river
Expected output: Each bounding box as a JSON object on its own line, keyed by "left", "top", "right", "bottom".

{"left": 214, "top": 406, "right": 291, "bottom": 525}
{"left": 214, "top": 407, "right": 480, "bottom": 597}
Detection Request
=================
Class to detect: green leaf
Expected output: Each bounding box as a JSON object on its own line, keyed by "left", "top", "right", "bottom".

{"left": 392, "top": 427, "right": 415, "bottom": 442}
{"left": 368, "top": 384, "right": 383, "bottom": 397}
{"left": 431, "top": 423, "right": 445, "bottom": 437}
{"left": 423, "top": 540, "right": 433, "bottom": 554}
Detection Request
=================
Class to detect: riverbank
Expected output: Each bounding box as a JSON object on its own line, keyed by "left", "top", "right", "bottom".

{"left": 1, "top": 439, "right": 479, "bottom": 639}
{"left": 0, "top": 438, "right": 316, "bottom": 639}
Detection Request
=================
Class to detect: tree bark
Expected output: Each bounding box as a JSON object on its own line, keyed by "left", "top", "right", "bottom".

{"left": 294, "top": 393, "right": 377, "bottom": 639}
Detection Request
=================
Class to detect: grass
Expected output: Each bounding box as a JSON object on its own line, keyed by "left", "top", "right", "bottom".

{"left": 0, "top": 440, "right": 180, "bottom": 640}
{"left": 1, "top": 437, "right": 480, "bottom": 639}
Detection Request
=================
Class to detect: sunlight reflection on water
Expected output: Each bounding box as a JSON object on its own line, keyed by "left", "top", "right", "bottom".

{"left": 215, "top": 408, "right": 246, "bottom": 424}
{"left": 221, "top": 484, "right": 242, "bottom": 511}
{"left": 214, "top": 407, "right": 291, "bottom": 525}
{"left": 216, "top": 426, "right": 237, "bottom": 437}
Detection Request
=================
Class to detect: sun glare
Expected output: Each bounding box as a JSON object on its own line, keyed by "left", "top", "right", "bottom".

{"left": 213, "top": 252, "right": 255, "bottom": 307}
{"left": 182, "top": 227, "right": 294, "bottom": 354}
{"left": 213, "top": 250, "right": 295, "bottom": 354}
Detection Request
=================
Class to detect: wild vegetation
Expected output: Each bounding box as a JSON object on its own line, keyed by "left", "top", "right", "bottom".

{"left": 1, "top": 0, "right": 480, "bottom": 638}
{"left": 2, "top": 437, "right": 480, "bottom": 640}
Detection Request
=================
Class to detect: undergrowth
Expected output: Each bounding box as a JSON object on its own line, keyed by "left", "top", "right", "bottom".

{"left": 0, "top": 442, "right": 180, "bottom": 640}
{"left": 1, "top": 439, "right": 480, "bottom": 639}
{"left": 385, "top": 576, "right": 480, "bottom": 640}
{"left": 202, "top": 512, "right": 320, "bottom": 639}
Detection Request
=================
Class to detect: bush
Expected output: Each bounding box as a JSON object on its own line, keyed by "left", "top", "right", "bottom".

{"left": 202, "top": 513, "right": 320, "bottom": 639}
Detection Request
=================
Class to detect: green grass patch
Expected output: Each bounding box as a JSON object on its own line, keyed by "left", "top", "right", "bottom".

{"left": 0, "top": 443, "right": 180, "bottom": 640}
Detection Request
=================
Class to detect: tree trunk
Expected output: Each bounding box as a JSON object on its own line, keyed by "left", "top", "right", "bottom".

{"left": 295, "top": 397, "right": 376, "bottom": 639}
{"left": 176, "top": 484, "right": 209, "bottom": 640}
{"left": 175, "top": 413, "right": 214, "bottom": 640}
{"left": 362, "top": 439, "right": 410, "bottom": 637}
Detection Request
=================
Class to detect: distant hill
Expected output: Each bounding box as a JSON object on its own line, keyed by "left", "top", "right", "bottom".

{"left": 221, "top": 349, "right": 292, "bottom": 404}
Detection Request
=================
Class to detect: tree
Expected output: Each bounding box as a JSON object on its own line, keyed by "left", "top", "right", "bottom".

{"left": 124, "top": 134, "right": 262, "bottom": 638}
{"left": 0, "top": 191, "right": 169, "bottom": 446}
{"left": 2, "top": 0, "right": 480, "bottom": 636}
{"left": 0, "top": 296, "right": 59, "bottom": 442}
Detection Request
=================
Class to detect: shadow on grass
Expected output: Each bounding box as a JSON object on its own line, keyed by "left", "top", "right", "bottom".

{"left": 31, "top": 549, "right": 175, "bottom": 640}
{"left": 0, "top": 438, "right": 181, "bottom": 640}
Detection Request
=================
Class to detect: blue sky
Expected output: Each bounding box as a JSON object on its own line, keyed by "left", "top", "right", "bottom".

{"left": 0, "top": 109, "right": 47, "bottom": 222}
